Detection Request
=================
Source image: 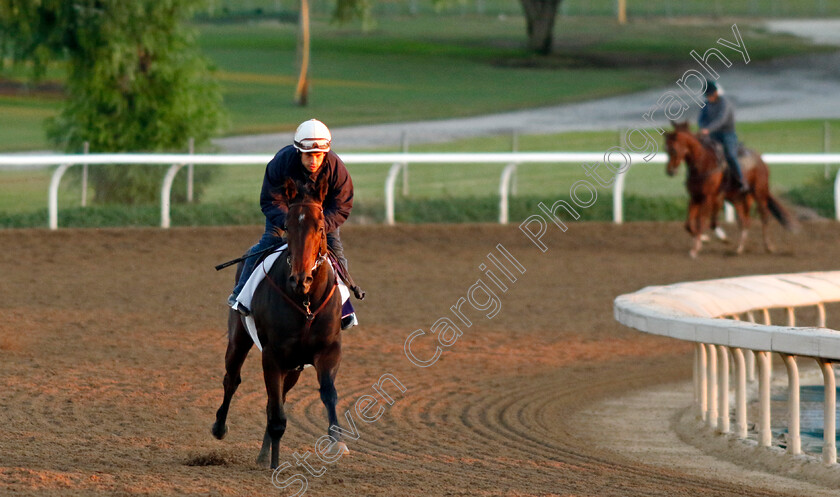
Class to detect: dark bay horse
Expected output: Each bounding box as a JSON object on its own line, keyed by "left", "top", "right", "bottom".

{"left": 212, "top": 175, "right": 348, "bottom": 469}
{"left": 664, "top": 121, "right": 797, "bottom": 258}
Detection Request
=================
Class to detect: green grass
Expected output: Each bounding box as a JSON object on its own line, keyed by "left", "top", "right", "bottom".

{"left": 210, "top": 0, "right": 840, "bottom": 19}
{"left": 0, "top": 14, "right": 829, "bottom": 150}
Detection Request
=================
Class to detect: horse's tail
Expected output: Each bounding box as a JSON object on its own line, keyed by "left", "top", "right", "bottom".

{"left": 767, "top": 193, "right": 799, "bottom": 233}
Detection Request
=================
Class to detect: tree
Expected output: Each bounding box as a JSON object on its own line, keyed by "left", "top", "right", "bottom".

{"left": 0, "top": 0, "right": 224, "bottom": 203}
{"left": 519, "top": 0, "right": 564, "bottom": 55}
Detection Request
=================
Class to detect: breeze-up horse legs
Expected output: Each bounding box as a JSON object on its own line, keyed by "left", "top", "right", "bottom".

{"left": 260, "top": 354, "right": 288, "bottom": 469}
{"left": 212, "top": 314, "right": 254, "bottom": 440}
{"left": 687, "top": 200, "right": 710, "bottom": 259}
{"left": 734, "top": 195, "right": 753, "bottom": 255}
{"left": 753, "top": 191, "right": 776, "bottom": 253}
{"left": 256, "top": 369, "right": 301, "bottom": 467}
{"left": 315, "top": 345, "right": 342, "bottom": 435}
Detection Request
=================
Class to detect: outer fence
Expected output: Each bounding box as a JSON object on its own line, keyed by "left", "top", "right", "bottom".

{"left": 1, "top": 152, "right": 839, "bottom": 229}
{"left": 614, "top": 271, "right": 840, "bottom": 465}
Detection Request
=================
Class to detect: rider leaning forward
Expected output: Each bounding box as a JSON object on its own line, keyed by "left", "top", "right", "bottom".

{"left": 698, "top": 80, "right": 750, "bottom": 193}
{"left": 227, "top": 119, "right": 358, "bottom": 329}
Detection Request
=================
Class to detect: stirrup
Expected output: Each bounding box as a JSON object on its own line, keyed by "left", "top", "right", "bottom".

{"left": 228, "top": 293, "right": 250, "bottom": 316}
{"left": 341, "top": 313, "right": 358, "bottom": 330}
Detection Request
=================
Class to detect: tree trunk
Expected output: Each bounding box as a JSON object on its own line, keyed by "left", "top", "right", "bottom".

{"left": 519, "top": 0, "right": 562, "bottom": 55}
{"left": 294, "top": 0, "right": 310, "bottom": 106}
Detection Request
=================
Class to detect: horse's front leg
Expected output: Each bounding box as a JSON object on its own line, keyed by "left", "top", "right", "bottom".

{"left": 259, "top": 354, "right": 287, "bottom": 469}
{"left": 315, "top": 343, "right": 350, "bottom": 455}
{"left": 257, "top": 369, "right": 302, "bottom": 467}
{"left": 212, "top": 312, "right": 254, "bottom": 440}
{"left": 686, "top": 201, "right": 703, "bottom": 259}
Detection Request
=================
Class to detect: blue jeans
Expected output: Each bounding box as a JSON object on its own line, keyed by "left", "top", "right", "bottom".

{"left": 231, "top": 221, "right": 346, "bottom": 298}
{"left": 713, "top": 131, "right": 746, "bottom": 185}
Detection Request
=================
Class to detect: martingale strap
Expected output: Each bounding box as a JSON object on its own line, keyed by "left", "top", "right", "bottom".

{"left": 263, "top": 270, "right": 338, "bottom": 339}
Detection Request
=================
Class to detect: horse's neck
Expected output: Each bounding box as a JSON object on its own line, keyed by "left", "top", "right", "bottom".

{"left": 683, "top": 134, "right": 717, "bottom": 174}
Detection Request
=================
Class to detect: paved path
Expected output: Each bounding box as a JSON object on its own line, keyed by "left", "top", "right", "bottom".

{"left": 214, "top": 20, "right": 840, "bottom": 153}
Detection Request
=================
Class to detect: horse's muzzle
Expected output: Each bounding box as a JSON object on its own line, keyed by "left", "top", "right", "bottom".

{"left": 289, "top": 273, "right": 313, "bottom": 295}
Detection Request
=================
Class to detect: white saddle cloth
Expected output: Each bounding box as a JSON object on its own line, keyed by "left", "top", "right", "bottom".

{"left": 234, "top": 245, "right": 350, "bottom": 351}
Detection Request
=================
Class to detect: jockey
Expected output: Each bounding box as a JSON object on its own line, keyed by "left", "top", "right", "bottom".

{"left": 227, "top": 119, "right": 358, "bottom": 329}
{"left": 698, "top": 80, "right": 749, "bottom": 193}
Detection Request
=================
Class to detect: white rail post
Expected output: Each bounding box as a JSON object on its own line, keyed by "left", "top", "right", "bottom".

{"left": 834, "top": 165, "right": 840, "bottom": 221}
{"left": 498, "top": 163, "right": 517, "bottom": 225}
{"left": 612, "top": 167, "right": 626, "bottom": 224}
{"left": 161, "top": 163, "right": 185, "bottom": 229}
{"left": 48, "top": 164, "right": 73, "bottom": 230}
{"left": 81, "top": 141, "right": 89, "bottom": 207}
{"left": 706, "top": 343, "right": 718, "bottom": 430}
{"left": 758, "top": 350, "right": 772, "bottom": 447}
{"left": 717, "top": 345, "right": 730, "bottom": 434}
{"left": 820, "top": 360, "right": 837, "bottom": 465}
{"left": 384, "top": 162, "right": 405, "bottom": 226}
{"left": 825, "top": 121, "right": 831, "bottom": 180}
{"left": 780, "top": 354, "right": 801, "bottom": 455}
{"left": 786, "top": 307, "right": 796, "bottom": 327}
{"left": 746, "top": 311, "right": 757, "bottom": 381}
{"left": 818, "top": 302, "right": 827, "bottom": 328}
{"left": 187, "top": 137, "right": 195, "bottom": 203}
{"left": 732, "top": 347, "right": 748, "bottom": 439}
{"left": 696, "top": 343, "right": 708, "bottom": 421}
{"left": 400, "top": 132, "right": 409, "bottom": 196}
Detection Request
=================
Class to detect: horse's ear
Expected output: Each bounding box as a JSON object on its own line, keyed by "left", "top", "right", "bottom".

{"left": 281, "top": 178, "right": 298, "bottom": 202}
{"left": 313, "top": 173, "right": 329, "bottom": 204}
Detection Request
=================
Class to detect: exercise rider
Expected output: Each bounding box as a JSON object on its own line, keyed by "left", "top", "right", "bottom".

{"left": 227, "top": 119, "right": 358, "bottom": 330}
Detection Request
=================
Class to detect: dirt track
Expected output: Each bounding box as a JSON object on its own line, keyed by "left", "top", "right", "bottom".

{"left": 1, "top": 221, "right": 839, "bottom": 496}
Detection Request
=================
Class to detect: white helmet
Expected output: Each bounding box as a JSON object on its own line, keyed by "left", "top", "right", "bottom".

{"left": 293, "top": 119, "right": 331, "bottom": 152}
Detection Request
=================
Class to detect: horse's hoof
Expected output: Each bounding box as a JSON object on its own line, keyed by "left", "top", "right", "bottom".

{"left": 256, "top": 452, "right": 271, "bottom": 468}
{"left": 714, "top": 227, "right": 728, "bottom": 242}
{"left": 700, "top": 234, "right": 710, "bottom": 242}
{"left": 765, "top": 246, "right": 776, "bottom": 254}
{"left": 689, "top": 250, "right": 698, "bottom": 259}
{"left": 335, "top": 442, "right": 350, "bottom": 455}
{"left": 211, "top": 422, "right": 228, "bottom": 440}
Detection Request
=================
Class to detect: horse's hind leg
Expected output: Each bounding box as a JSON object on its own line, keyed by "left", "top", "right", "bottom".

{"left": 315, "top": 344, "right": 350, "bottom": 455}
{"left": 212, "top": 312, "right": 254, "bottom": 440}
{"left": 734, "top": 197, "right": 753, "bottom": 255}
{"left": 753, "top": 192, "right": 775, "bottom": 253}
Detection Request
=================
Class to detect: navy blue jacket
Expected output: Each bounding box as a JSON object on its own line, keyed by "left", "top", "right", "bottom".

{"left": 698, "top": 95, "right": 736, "bottom": 134}
{"left": 259, "top": 145, "right": 354, "bottom": 233}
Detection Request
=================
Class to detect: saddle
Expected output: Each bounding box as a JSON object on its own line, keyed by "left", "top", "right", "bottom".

{"left": 698, "top": 137, "right": 756, "bottom": 173}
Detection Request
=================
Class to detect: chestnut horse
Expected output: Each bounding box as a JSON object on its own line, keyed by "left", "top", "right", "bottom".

{"left": 212, "top": 175, "right": 348, "bottom": 469}
{"left": 664, "top": 122, "right": 796, "bottom": 258}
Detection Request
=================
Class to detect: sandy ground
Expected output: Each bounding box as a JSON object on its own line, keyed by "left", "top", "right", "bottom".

{"left": 1, "top": 221, "right": 839, "bottom": 496}
{"left": 215, "top": 21, "right": 840, "bottom": 153}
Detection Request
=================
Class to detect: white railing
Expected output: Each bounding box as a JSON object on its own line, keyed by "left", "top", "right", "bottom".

{"left": 614, "top": 271, "right": 840, "bottom": 465}
{"left": 1, "top": 152, "right": 840, "bottom": 229}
